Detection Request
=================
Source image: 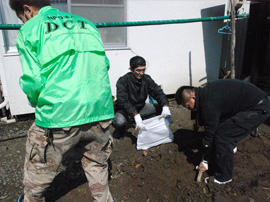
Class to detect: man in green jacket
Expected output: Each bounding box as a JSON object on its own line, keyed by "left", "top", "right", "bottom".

{"left": 10, "top": 0, "right": 114, "bottom": 201}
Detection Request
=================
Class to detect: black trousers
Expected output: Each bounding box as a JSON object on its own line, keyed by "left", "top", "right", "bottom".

{"left": 112, "top": 103, "right": 162, "bottom": 131}
{"left": 214, "top": 96, "right": 270, "bottom": 182}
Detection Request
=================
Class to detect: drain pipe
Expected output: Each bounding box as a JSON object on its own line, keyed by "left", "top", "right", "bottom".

{"left": 0, "top": 96, "right": 15, "bottom": 124}
{"left": 0, "top": 97, "right": 8, "bottom": 109}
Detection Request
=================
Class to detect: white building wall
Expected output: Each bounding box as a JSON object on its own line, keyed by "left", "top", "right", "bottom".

{"left": 0, "top": 31, "right": 35, "bottom": 116}
{"left": 0, "top": 0, "right": 241, "bottom": 116}
{"left": 108, "top": 0, "right": 225, "bottom": 96}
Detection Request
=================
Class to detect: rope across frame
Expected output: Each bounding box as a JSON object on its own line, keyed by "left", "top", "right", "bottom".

{"left": 0, "top": 14, "right": 249, "bottom": 30}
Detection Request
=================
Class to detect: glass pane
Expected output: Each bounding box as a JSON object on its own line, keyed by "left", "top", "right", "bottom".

{"left": 71, "top": 0, "right": 100, "bottom": 4}
{"left": 1, "top": 0, "right": 20, "bottom": 48}
{"left": 51, "top": 2, "right": 68, "bottom": 12}
{"left": 71, "top": 0, "right": 123, "bottom": 5}
{"left": 71, "top": 6, "right": 124, "bottom": 23}
{"left": 104, "top": 0, "right": 124, "bottom": 5}
{"left": 99, "top": 27, "right": 125, "bottom": 45}
{"left": 50, "top": 0, "right": 67, "bottom": 3}
{"left": 71, "top": 6, "right": 125, "bottom": 45}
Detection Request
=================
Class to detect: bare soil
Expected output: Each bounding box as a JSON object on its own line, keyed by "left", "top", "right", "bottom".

{"left": 1, "top": 100, "right": 270, "bottom": 202}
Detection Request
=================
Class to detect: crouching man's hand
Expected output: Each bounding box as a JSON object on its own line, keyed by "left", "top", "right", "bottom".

{"left": 160, "top": 106, "right": 173, "bottom": 123}
{"left": 134, "top": 114, "right": 146, "bottom": 131}
{"left": 161, "top": 106, "right": 171, "bottom": 118}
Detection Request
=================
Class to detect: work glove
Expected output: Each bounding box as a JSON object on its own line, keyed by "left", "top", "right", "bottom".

{"left": 134, "top": 114, "right": 146, "bottom": 131}
{"left": 196, "top": 160, "right": 208, "bottom": 172}
{"left": 196, "top": 160, "right": 208, "bottom": 183}
{"left": 160, "top": 106, "right": 173, "bottom": 123}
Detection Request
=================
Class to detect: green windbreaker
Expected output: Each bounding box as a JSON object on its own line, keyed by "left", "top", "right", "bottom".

{"left": 16, "top": 6, "right": 114, "bottom": 128}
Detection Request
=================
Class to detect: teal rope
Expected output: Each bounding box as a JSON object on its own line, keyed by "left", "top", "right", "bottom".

{"left": 0, "top": 14, "right": 249, "bottom": 30}
{"left": 0, "top": 24, "right": 21, "bottom": 30}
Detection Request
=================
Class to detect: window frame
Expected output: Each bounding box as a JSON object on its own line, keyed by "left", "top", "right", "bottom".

{"left": 1, "top": 0, "right": 127, "bottom": 54}
{"left": 67, "top": 0, "right": 127, "bottom": 49}
{"left": 0, "top": 1, "right": 17, "bottom": 54}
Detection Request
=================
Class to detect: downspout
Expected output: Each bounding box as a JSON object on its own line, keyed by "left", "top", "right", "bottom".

{"left": 0, "top": 97, "right": 8, "bottom": 109}
{"left": 0, "top": 1, "right": 9, "bottom": 114}
{"left": 0, "top": 88, "right": 9, "bottom": 117}
{"left": 0, "top": 78, "right": 9, "bottom": 115}
{"left": 230, "top": 0, "right": 236, "bottom": 79}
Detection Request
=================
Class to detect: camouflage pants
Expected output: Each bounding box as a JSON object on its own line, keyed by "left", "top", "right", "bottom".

{"left": 23, "top": 121, "right": 113, "bottom": 202}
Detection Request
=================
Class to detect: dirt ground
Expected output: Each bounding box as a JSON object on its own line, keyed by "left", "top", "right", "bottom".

{"left": 1, "top": 99, "right": 270, "bottom": 202}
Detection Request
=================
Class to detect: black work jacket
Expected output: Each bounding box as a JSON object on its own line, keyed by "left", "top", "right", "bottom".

{"left": 195, "top": 79, "right": 267, "bottom": 149}
{"left": 116, "top": 72, "right": 168, "bottom": 116}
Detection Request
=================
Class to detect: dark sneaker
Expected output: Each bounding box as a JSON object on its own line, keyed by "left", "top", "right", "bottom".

{"left": 113, "top": 129, "right": 125, "bottom": 139}
{"left": 214, "top": 178, "right": 232, "bottom": 184}
{"left": 17, "top": 194, "right": 24, "bottom": 202}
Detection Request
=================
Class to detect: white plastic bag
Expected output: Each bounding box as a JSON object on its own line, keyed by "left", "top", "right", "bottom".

{"left": 136, "top": 115, "right": 174, "bottom": 150}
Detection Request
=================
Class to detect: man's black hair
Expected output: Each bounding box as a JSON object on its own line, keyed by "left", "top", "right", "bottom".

{"left": 9, "top": 0, "right": 51, "bottom": 15}
{"left": 175, "top": 86, "right": 195, "bottom": 105}
{"left": 130, "top": 56, "right": 146, "bottom": 69}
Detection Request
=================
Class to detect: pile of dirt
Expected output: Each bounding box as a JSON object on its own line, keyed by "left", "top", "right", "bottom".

{"left": 0, "top": 102, "right": 270, "bottom": 202}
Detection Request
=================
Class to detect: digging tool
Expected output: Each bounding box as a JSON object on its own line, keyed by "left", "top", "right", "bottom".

{"left": 196, "top": 168, "right": 204, "bottom": 182}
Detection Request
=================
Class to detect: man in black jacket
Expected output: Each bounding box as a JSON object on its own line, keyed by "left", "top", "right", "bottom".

{"left": 175, "top": 79, "right": 270, "bottom": 184}
{"left": 112, "top": 56, "right": 171, "bottom": 139}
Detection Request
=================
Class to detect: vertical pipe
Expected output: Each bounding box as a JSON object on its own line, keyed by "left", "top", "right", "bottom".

{"left": 0, "top": 1, "right": 9, "bottom": 52}
{"left": 230, "top": 0, "right": 236, "bottom": 79}
{"left": 189, "top": 51, "right": 192, "bottom": 86}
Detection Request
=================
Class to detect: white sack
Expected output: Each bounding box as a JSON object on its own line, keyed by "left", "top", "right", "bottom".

{"left": 136, "top": 115, "right": 174, "bottom": 150}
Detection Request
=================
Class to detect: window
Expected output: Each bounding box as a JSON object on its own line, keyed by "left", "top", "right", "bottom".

{"left": 0, "top": 0, "right": 21, "bottom": 53}
{"left": 51, "top": 0, "right": 68, "bottom": 12}
{"left": 69, "top": 0, "right": 126, "bottom": 48}
{"left": 0, "top": 0, "right": 126, "bottom": 53}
